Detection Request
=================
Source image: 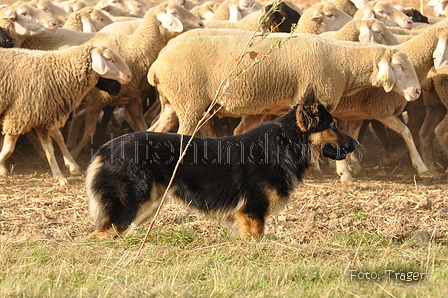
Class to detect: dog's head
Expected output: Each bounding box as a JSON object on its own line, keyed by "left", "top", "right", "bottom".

{"left": 296, "top": 83, "right": 360, "bottom": 160}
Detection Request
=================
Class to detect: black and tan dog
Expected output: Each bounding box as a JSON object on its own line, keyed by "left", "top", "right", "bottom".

{"left": 86, "top": 85, "right": 359, "bottom": 239}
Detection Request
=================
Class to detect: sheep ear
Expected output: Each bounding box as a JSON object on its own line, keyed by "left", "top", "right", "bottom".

{"left": 358, "top": 23, "right": 373, "bottom": 43}
{"left": 228, "top": 4, "right": 242, "bottom": 22}
{"left": 96, "top": 1, "right": 109, "bottom": 12}
{"left": 91, "top": 50, "right": 108, "bottom": 75}
{"left": 310, "top": 11, "right": 322, "bottom": 21}
{"left": 3, "top": 10, "right": 16, "bottom": 20}
{"left": 376, "top": 60, "right": 395, "bottom": 93}
{"left": 82, "top": 17, "right": 96, "bottom": 32}
{"left": 433, "top": 38, "right": 448, "bottom": 70}
{"left": 156, "top": 13, "right": 183, "bottom": 32}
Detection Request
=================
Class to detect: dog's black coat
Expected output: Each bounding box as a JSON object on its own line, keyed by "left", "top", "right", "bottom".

{"left": 87, "top": 93, "right": 359, "bottom": 238}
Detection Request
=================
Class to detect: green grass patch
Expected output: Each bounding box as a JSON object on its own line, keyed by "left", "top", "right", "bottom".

{"left": 1, "top": 225, "right": 447, "bottom": 297}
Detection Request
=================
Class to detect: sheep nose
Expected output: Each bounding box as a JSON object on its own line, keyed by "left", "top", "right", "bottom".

{"left": 415, "top": 87, "right": 421, "bottom": 97}
{"left": 46, "top": 20, "right": 59, "bottom": 33}
{"left": 198, "top": 20, "right": 204, "bottom": 28}
{"left": 49, "top": 20, "right": 58, "bottom": 28}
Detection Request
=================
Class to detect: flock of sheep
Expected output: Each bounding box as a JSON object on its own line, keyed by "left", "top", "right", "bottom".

{"left": 0, "top": 0, "right": 447, "bottom": 187}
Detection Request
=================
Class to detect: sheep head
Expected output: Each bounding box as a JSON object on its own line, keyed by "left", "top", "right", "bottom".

{"left": 297, "top": 2, "right": 352, "bottom": 34}
{"left": 2, "top": 2, "right": 59, "bottom": 37}
{"left": 91, "top": 46, "right": 132, "bottom": 85}
{"left": 354, "top": 1, "right": 413, "bottom": 30}
{"left": 373, "top": 49, "right": 421, "bottom": 101}
{"left": 154, "top": 2, "right": 204, "bottom": 33}
{"left": 356, "top": 19, "right": 399, "bottom": 45}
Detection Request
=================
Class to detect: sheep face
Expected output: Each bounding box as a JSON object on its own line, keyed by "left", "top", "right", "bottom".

{"left": 158, "top": 3, "right": 204, "bottom": 32}
{"left": 106, "top": 0, "right": 146, "bottom": 18}
{"left": 95, "top": 0, "right": 134, "bottom": 17}
{"left": 190, "top": 1, "right": 220, "bottom": 20}
{"left": 92, "top": 47, "right": 132, "bottom": 85}
{"left": 357, "top": 19, "right": 398, "bottom": 45}
{"left": 32, "top": 0, "right": 69, "bottom": 26}
{"left": 355, "top": 1, "right": 413, "bottom": 30}
{"left": 59, "top": 0, "right": 88, "bottom": 13}
{"left": 89, "top": 8, "right": 113, "bottom": 31}
{"left": 3, "top": 3, "right": 59, "bottom": 35}
{"left": 300, "top": 2, "right": 352, "bottom": 33}
{"left": 374, "top": 50, "right": 421, "bottom": 102}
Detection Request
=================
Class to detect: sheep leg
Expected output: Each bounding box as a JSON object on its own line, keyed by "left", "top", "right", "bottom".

{"left": 148, "top": 102, "right": 178, "bottom": 132}
{"left": 70, "top": 105, "right": 103, "bottom": 159}
{"left": 34, "top": 128, "right": 67, "bottom": 186}
{"left": 434, "top": 114, "right": 448, "bottom": 175}
{"left": 343, "top": 120, "right": 363, "bottom": 174}
{"left": 377, "top": 115, "right": 431, "bottom": 178}
{"left": 143, "top": 99, "right": 161, "bottom": 127}
{"left": 124, "top": 97, "right": 147, "bottom": 131}
{"left": 334, "top": 119, "right": 363, "bottom": 186}
{"left": 66, "top": 106, "right": 86, "bottom": 150}
{"left": 49, "top": 129, "right": 81, "bottom": 176}
{"left": 418, "top": 104, "right": 445, "bottom": 178}
{"left": 234, "top": 115, "right": 264, "bottom": 135}
{"left": 0, "top": 134, "right": 19, "bottom": 176}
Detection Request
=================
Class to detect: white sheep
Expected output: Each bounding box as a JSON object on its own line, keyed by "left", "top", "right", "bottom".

{"left": 94, "top": 0, "right": 138, "bottom": 18}
{"left": 295, "top": 2, "right": 352, "bottom": 34}
{"left": 419, "top": 66, "right": 448, "bottom": 178}
{"left": 27, "top": 0, "right": 69, "bottom": 26}
{"left": 63, "top": 6, "right": 113, "bottom": 32}
{"left": 427, "top": 0, "right": 448, "bottom": 17}
{"left": 211, "top": 0, "right": 263, "bottom": 22}
{"left": 57, "top": 0, "right": 88, "bottom": 13}
{"left": 51, "top": 2, "right": 203, "bottom": 159}
{"left": 190, "top": 1, "right": 220, "bottom": 20}
{"left": 329, "top": 19, "right": 448, "bottom": 185}
{"left": 203, "top": 2, "right": 352, "bottom": 34}
{"left": 95, "top": 0, "right": 148, "bottom": 18}
{"left": 0, "top": 1, "right": 59, "bottom": 47}
{"left": 147, "top": 32, "right": 421, "bottom": 138}
{"left": 320, "top": 18, "right": 399, "bottom": 45}
{"left": 0, "top": 44, "right": 132, "bottom": 186}
{"left": 353, "top": 0, "right": 413, "bottom": 29}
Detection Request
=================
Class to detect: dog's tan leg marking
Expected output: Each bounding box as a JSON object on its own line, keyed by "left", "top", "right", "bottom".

{"left": 235, "top": 209, "right": 264, "bottom": 239}
{"left": 88, "top": 227, "right": 119, "bottom": 240}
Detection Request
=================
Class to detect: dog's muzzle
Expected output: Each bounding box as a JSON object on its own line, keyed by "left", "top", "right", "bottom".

{"left": 321, "top": 133, "right": 360, "bottom": 160}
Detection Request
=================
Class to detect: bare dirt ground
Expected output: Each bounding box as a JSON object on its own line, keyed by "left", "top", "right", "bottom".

{"left": 1, "top": 128, "right": 447, "bottom": 244}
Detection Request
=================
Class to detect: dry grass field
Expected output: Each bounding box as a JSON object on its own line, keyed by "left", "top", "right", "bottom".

{"left": 1, "top": 127, "right": 447, "bottom": 297}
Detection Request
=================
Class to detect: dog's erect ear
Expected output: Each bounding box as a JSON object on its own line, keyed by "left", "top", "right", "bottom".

{"left": 302, "top": 82, "right": 318, "bottom": 107}
{"left": 296, "top": 83, "right": 320, "bottom": 132}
